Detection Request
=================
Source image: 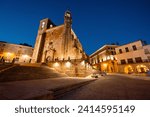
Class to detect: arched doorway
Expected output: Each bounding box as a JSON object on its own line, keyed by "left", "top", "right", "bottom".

{"left": 45, "top": 48, "right": 56, "bottom": 62}
{"left": 46, "top": 56, "right": 52, "bottom": 63}
{"left": 136, "top": 65, "right": 149, "bottom": 73}
{"left": 124, "top": 65, "right": 133, "bottom": 74}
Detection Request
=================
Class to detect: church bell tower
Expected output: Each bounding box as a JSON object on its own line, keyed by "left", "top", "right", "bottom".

{"left": 62, "top": 10, "right": 72, "bottom": 59}
{"left": 64, "top": 10, "right": 72, "bottom": 28}
{"left": 31, "top": 18, "right": 50, "bottom": 63}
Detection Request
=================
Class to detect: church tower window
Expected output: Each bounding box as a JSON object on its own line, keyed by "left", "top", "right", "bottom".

{"left": 41, "top": 22, "right": 45, "bottom": 29}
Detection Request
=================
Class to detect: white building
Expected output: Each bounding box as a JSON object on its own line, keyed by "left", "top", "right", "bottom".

{"left": 0, "top": 41, "right": 33, "bottom": 63}
{"left": 90, "top": 45, "right": 118, "bottom": 73}
{"left": 115, "top": 40, "right": 150, "bottom": 73}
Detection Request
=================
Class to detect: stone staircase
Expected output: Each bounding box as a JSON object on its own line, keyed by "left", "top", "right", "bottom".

{"left": 0, "top": 65, "right": 68, "bottom": 82}
{"left": 0, "top": 64, "right": 13, "bottom": 71}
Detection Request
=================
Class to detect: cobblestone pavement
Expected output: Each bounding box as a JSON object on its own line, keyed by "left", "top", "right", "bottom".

{"left": 0, "top": 65, "right": 95, "bottom": 99}
{"left": 0, "top": 65, "right": 68, "bottom": 82}
{"left": 58, "top": 75, "right": 150, "bottom": 100}
{"left": 0, "top": 77, "right": 94, "bottom": 99}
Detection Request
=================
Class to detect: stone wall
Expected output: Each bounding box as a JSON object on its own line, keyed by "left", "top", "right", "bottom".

{"left": 47, "top": 59, "right": 93, "bottom": 77}
{"left": 32, "top": 11, "right": 85, "bottom": 63}
{"left": 0, "top": 42, "right": 33, "bottom": 63}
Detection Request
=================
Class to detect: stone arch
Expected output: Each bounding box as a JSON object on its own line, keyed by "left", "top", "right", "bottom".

{"left": 136, "top": 64, "right": 149, "bottom": 73}
{"left": 46, "top": 56, "right": 52, "bottom": 63}
{"left": 45, "top": 49, "right": 56, "bottom": 62}
{"left": 124, "top": 65, "right": 134, "bottom": 74}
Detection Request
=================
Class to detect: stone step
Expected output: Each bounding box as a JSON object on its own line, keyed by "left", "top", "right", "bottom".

{"left": 28, "top": 79, "right": 97, "bottom": 100}
{"left": 0, "top": 65, "right": 68, "bottom": 82}
{"left": 51, "top": 79, "right": 97, "bottom": 99}
{"left": 19, "top": 63, "right": 42, "bottom": 67}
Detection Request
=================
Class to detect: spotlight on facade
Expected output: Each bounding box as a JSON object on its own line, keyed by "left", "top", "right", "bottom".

{"left": 21, "top": 54, "right": 30, "bottom": 62}
{"left": 6, "top": 52, "right": 14, "bottom": 58}
{"left": 103, "top": 63, "right": 108, "bottom": 68}
{"left": 22, "top": 55, "right": 29, "bottom": 59}
{"left": 7, "top": 52, "right": 12, "bottom": 56}
{"left": 53, "top": 62, "right": 60, "bottom": 67}
{"left": 81, "top": 61, "right": 85, "bottom": 66}
{"left": 4, "top": 52, "right": 14, "bottom": 62}
{"left": 65, "top": 61, "right": 71, "bottom": 68}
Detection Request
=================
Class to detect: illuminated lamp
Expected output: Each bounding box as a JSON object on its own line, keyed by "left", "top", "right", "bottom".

{"left": 103, "top": 63, "right": 108, "bottom": 68}
{"left": 22, "top": 55, "right": 29, "bottom": 59}
{"left": 81, "top": 61, "right": 85, "bottom": 66}
{"left": 53, "top": 62, "right": 59, "bottom": 67}
{"left": 65, "top": 61, "right": 71, "bottom": 68}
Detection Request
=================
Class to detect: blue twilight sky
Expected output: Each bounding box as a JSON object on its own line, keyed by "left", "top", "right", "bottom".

{"left": 0, "top": 0, "right": 150, "bottom": 55}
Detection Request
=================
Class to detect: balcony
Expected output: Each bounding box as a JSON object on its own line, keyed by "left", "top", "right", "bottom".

{"left": 118, "top": 59, "right": 150, "bottom": 65}
{"left": 116, "top": 47, "right": 143, "bottom": 55}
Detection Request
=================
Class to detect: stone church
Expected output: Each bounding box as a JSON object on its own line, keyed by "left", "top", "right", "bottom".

{"left": 32, "top": 11, "right": 92, "bottom": 76}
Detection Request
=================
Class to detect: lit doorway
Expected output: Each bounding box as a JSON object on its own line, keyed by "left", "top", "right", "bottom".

{"left": 136, "top": 65, "right": 149, "bottom": 73}
{"left": 124, "top": 65, "right": 133, "bottom": 74}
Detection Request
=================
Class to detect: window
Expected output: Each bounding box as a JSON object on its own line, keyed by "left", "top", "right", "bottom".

{"left": 120, "top": 59, "right": 126, "bottom": 64}
{"left": 132, "top": 45, "right": 137, "bottom": 51}
{"left": 41, "top": 22, "right": 45, "bottom": 29}
{"left": 127, "top": 58, "right": 133, "bottom": 63}
{"left": 119, "top": 49, "right": 122, "bottom": 54}
{"left": 125, "top": 47, "right": 129, "bottom": 52}
{"left": 50, "top": 24, "right": 53, "bottom": 28}
{"left": 135, "top": 57, "right": 142, "bottom": 63}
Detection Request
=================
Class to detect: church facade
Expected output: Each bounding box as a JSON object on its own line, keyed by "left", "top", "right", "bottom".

{"left": 32, "top": 11, "right": 92, "bottom": 76}
{"left": 32, "top": 11, "right": 85, "bottom": 63}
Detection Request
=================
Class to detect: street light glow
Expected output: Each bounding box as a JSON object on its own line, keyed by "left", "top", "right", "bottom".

{"left": 22, "top": 55, "right": 29, "bottom": 59}
{"left": 103, "top": 63, "right": 107, "bottom": 68}
{"left": 7, "top": 52, "right": 12, "bottom": 56}
{"left": 65, "top": 61, "right": 71, "bottom": 68}
{"left": 81, "top": 61, "right": 85, "bottom": 66}
{"left": 53, "top": 62, "right": 59, "bottom": 67}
